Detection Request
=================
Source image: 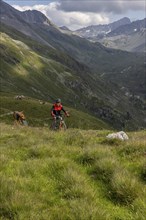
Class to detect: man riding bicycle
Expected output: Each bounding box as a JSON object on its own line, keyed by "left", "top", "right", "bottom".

{"left": 51, "top": 98, "right": 69, "bottom": 130}
{"left": 51, "top": 98, "right": 69, "bottom": 119}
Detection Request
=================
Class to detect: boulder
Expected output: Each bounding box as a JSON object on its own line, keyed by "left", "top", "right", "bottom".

{"left": 106, "top": 131, "right": 129, "bottom": 141}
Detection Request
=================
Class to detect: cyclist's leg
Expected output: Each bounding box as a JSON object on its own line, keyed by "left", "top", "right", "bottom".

{"left": 60, "top": 119, "right": 67, "bottom": 130}
{"left": 51, "top": 118, "right": 56, "bottom": 130}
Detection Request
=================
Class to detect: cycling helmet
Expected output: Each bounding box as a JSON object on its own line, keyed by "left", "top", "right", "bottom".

{"left": 56, "top": 98, "right": 61, "bottom": 103}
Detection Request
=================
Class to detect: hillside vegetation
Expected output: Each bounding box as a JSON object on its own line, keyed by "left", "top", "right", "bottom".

{"left": 0, "top": 32, "right": 79, "bottom": 101}
{"left": 0, "top": 29, "right": 146, "bottom": 130}
{"left": 0, "top": 93, "right": 110, "bottom": 130}
{"left": 0, "top": 123, "right": 146, "bottom": 220}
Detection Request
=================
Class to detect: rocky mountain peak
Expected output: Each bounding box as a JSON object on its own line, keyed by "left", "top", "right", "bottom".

{"left": 110, "top": 17, "right": 131, "bottom": 29}
{"left": 22, "top": 10, "right": 53, "bottom": 26}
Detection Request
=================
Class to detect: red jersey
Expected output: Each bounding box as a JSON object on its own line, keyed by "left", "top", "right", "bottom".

{"left": 51, "top": 103, "right": 66, "bottom": 116}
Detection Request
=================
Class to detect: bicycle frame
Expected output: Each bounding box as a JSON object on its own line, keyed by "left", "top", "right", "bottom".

{"left": 51, "top": 115, "right": 67, "bottom": 131}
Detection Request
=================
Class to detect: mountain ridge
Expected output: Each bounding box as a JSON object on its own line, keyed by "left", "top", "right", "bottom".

{"left": 74, "top": 17, "right": 146, "bottom": 52}
{"left": 74, "top": 17, "right": 131, "bottom": 38}
{"left": 107, "top": 18, "right": 146, "bottom": 37}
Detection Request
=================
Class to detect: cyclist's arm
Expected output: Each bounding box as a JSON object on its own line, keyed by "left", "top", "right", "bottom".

{"left": 51, "top": 106, "right": 55, "bottom": 117}
{"left": 62, "top": 106, "right": 66, "bottom": 113}
{"left": 62, "top": 107, "right": 69, "bottom": 116}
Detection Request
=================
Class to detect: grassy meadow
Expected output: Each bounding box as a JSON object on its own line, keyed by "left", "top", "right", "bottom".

{"left": 0, "top": 123, "right": 146, "bottom": 220}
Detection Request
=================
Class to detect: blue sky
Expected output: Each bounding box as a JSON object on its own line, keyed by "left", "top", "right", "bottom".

{"left": 5, "top": 1, "right": 53, "bottom": 6}
{"left": 4, "top": 0, "right": 146, "bottom": 30}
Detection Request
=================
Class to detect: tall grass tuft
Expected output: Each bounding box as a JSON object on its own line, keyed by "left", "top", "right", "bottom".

{"left": 109, "top": 170, "right": 142, "bottom": 204}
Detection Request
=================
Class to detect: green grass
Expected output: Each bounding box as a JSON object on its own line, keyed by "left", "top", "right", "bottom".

{"left": 0, "top": 123, "right": 146, "bottom": 220}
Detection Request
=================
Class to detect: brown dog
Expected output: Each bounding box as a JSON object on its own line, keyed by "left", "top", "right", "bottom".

{"left": 13, "top": 111, "right": 26, "bottom": 125}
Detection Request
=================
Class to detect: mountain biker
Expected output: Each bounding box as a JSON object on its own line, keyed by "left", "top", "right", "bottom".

{"left": 51, "top": 99, "right": 69, "bottom": 119}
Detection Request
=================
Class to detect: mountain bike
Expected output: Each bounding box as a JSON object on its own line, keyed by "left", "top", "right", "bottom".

{"left": 50, "top": 115, "right": 67, "bottom": 131}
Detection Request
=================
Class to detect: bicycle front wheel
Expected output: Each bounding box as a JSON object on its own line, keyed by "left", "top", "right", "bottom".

{"left": 60, "top": 121, "right": 67, "bottom": 131}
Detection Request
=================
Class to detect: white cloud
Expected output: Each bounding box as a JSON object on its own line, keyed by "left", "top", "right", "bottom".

{"left": 13, "top": 2, "right": 110, "bottom": 30}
